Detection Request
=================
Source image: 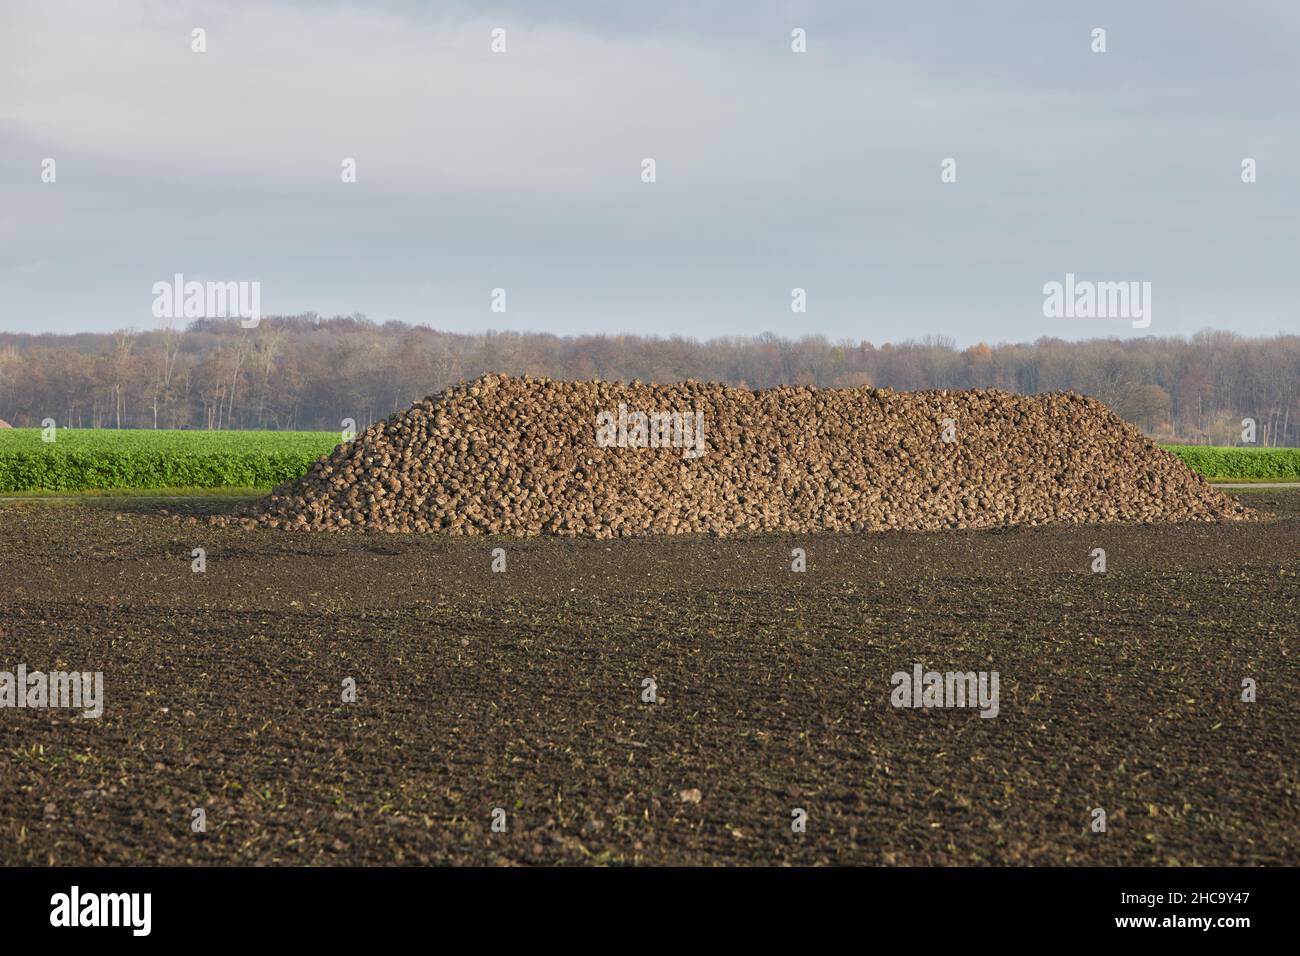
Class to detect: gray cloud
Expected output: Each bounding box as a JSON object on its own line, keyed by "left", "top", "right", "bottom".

{"left": 2, "top": 0, "right": 1297, "bottom": 343}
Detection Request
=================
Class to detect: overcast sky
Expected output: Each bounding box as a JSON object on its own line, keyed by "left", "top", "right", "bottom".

{"left": 2, "top": 0, "right": 1298, "bottom": 345}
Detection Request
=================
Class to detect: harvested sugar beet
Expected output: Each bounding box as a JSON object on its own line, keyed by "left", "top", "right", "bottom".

{"left": 223, "top": 374, "right": 1253, "bottom": 536}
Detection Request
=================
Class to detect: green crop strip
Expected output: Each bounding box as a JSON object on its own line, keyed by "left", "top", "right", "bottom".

{"left": 0, "top": 429, "right": 1296, "bottom": 492}
{"left": 0, "top": 429, "right": 342, "bottom": 493}
{"left": 1162, "top": 445, "right": 1300, "bottom": 482}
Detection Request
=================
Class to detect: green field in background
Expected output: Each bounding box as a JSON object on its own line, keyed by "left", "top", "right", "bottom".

{"left": 0, "top": 428, "right": 1296, "bottom": 492}
{"left": 1162, "top": 445, "right": 1300, "bottom": 482}
{"left": 0, "top": 428, "right": 340, "bottom": 492}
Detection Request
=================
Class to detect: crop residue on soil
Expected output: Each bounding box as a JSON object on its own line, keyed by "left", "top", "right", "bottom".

{"left": 0, "top": 489, "right": 1295, "bottom": 865}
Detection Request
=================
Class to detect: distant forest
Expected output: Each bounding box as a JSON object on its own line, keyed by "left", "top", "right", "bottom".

{"left": 1, "top": 315, "right": 1296, "bottom": 446}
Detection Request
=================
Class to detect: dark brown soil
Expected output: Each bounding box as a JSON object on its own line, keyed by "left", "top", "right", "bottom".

{"left": 1, "top": 490, "right": 1296, "bottom": 865}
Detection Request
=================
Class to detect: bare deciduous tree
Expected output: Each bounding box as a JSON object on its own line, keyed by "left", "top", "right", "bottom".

{"left": 0, "top": 318, "right": 1295, "bottom": 445}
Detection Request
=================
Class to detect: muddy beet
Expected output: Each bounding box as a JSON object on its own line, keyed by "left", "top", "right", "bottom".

{"left": 230, "top": 375, "right": 1252, "bottom": 536}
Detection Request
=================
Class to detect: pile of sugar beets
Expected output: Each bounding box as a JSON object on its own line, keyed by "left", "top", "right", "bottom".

{"left": 221, "top": 374, "right": 1252, "bottom": 536}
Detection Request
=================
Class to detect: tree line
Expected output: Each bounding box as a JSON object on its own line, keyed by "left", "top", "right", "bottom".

{"left": 0, "top": 315, "right": 1295, "bottom": 446}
